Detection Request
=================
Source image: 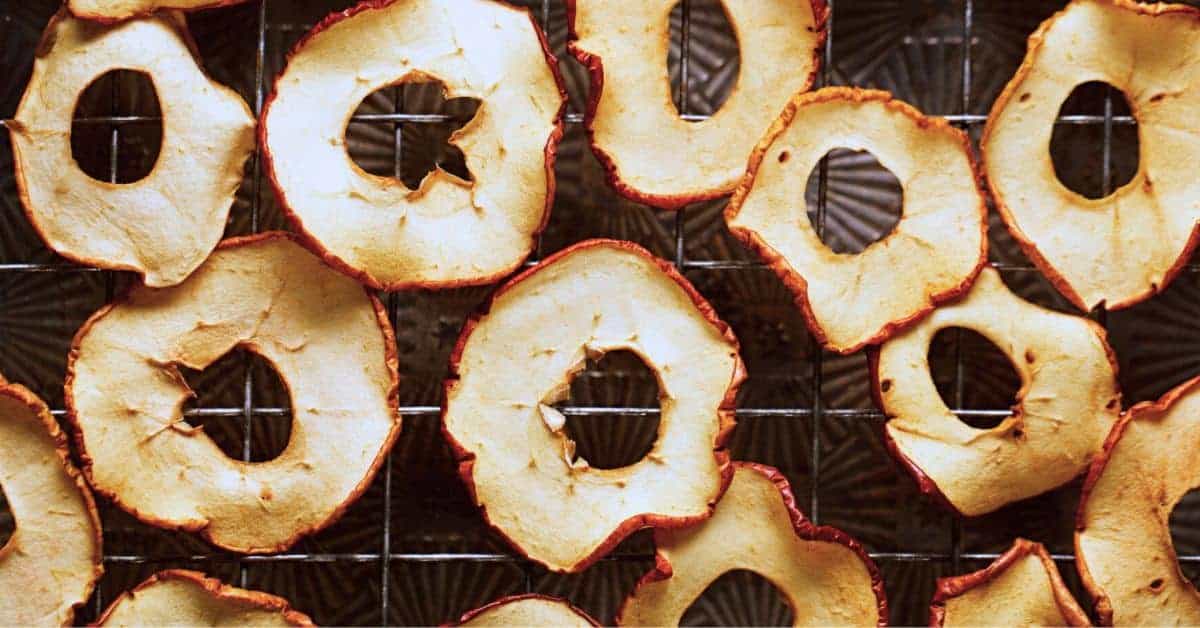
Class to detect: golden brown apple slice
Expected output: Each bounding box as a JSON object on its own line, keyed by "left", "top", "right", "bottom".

{"left": 727, "top": 87, "right": 987, "bottom": 354}
{"left": 930, "top": 539, "right": 1089, "bottom": 627}
{"left": 67, "top": 233, "right": 400, "bottom": 553}
{"left": 1077, "top": 375, "right": 1200, "bottom": 625}
{"left": 68, "top": 0, "right": 252, "bottom": 22}
{"left": 983, "top": 0, "right": 1200, "bottom": 310}
{"left": 9, "top": 11, "right": 254, "bottom": 287}
{"left": 456, "top": 595, "right": 598, "bottom": 627}
{"left": 97, "top": 570, "right": 312, "bottom": 626}
{"left": 567, "top": 0, "right": 826, "bottom": 208}
{"left": 443, "top": 239, "right": 744, "bottom": 573}
{"left": 873, "top": 267, "right": 1119, "bottom": 516}
{"left": 618, "top": 463, "right": 886, "bottom": 626}
{"left": 261, "top": 0, "right": 565, "bottom": 290}
{"left": 0, "top": 379, "right": 102, "bottom": 626}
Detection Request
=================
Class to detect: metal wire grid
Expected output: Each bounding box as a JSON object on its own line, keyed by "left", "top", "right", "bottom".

{"left": 0, "top": 0, "right": 1187, "bottom": 623}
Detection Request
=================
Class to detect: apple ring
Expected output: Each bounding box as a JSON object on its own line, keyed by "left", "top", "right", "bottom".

{"left": 66, "top": 232, "right": 400, "bottom": 553}
{"left": 929, "top": 538, "right": 1089, "bottom": 627}
{"left": 68, "top": 0, "right": 252, "bottom": 22}
{"left": 726, "top": 88, "right": 987, "bottom": 353}
{"left": 617, "top": 463, "right": 886, "bottom": 627}
{"left": 455, "top": 595, "right": 598, "bottom": 627}
{"left": 1076, "top": 375, "right": 1200, "bottom": 625}
{"left": 872, "top": 267, "right": 1120, "bottom": 516}
{"left": 443, "top": 239, "right": 744, "bottom": 573}
{"left": 983, "top": 0, "right": 1200, "bottom": 310}
{"left": 8, "top": 10, "right": 255, "bottom": 288}
{"left": 567, "top": 0, "right": 827, "bottom": 208}
{"left": 0, "top": 377, "right": 102, "bottom": 626}
{"left": 97, "top": 570, "right": 312, "bottom": 626}
{"left": 261, "top": 0, "right": 565, "bottom": 290}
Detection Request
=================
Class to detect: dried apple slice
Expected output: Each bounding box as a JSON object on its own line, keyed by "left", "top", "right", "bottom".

{"left": 8, "top": 11, "right": 255, "bottom": 288}
{"left": 0, "top": 379, "right": 102, "bottom": 626}
{"left": 983, "top": 0, "right": 1200, "bottom": 310}
{"left": 567, "top": 0, "right": 826, "bottom": 208}
{"left": 261, "top": 0, "right": 565, "bottom": 290}
{"left": 726, "top": 88, "right": 987, "bottom": 353}
{"left": 66, "top": 233, "right": 400, "bottom": 553}
{"left": 1076, "top": 375, "right": 1200, "bottom": 625}
{"left": 97, "top": 570, "right": 312, "bottom": 626}
{"left": 618, "top": 463, "right": 886, "bottom": 626}
{"left": 930, "top": 538, "right": 1089, "bottom": 627}
{"left": 443, "top": 239, "right": 744, "bottom": 573}
{"left": 68, "top": 0, "right": 251, "bottom": 22}
{"left": 455, "top": 595, "right": 598, "bottom": 627}
{"left": 873, "top": 267, "right": 1119, "bottom": 516}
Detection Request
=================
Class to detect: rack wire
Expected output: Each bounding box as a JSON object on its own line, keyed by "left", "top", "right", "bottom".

{"left": 1, "top": 0, "right": 1190, "bottom": 624}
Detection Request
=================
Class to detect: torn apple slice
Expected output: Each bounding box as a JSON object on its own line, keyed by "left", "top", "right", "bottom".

{"left": 68, "top": 0, "right": 252, "bottom": 22}
{"left": 726, "top": 87, "right": 987, "bottom": 353}
{"left": 930, "top": 538, "right": 1088, "bottom": 627}
{"left": 983, "top": 0, "right": 1200, "bottom": 310}
{"left": 97, "top": 570, "right": 312, "bottom": 626}
{"left": 455, "top": 594, "right": 598, "bottom": 627}
{"left": 873, "top": 267, "right": 1119, "bottom": 516}
{"left": 67, "top": 233, "right": 400, "bottom": 553}
{"left": 443, "top": 239, "right": 744, "bottom": 573}
{"left": 0, "top": 379, "right": 102, "bottom": 626}
{"left": 9, "top": 10, "right": 255, "bottom": 287}
{"left": 618, "top": 463, "right": 886, "bottom": 626}
{"left": 261, "top": 0, "right": 565, "bottom": 290}
{"left": 1076, "top": 375, "right": 1200, "bottom": 625}
{"left": 567, "top": 0, "right": 826, "bottom": 208}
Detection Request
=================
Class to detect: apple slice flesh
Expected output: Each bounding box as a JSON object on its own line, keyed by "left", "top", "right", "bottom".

{"left": 875, "top": 267, "right": 1119, "bottom": 516}
{"left": 618, "top": 463, "right": 886, "bottom": 627}
{"left": 930, "top": 538, "right": 1088, "bottom": 627}
{"left": 983, "top": 0, "right": 1200, "bottom": 310}
{"left": 456, "top": 595, "right": 598, "bottom": 627}
{"left": 1077, "top": 375, "right": 1200, "bottom": 625}
{"left": 97, "top": 570, "right": 312, "bottom": 626}
{"left": 444, "top": 239, "right": 744, "bottom": 573}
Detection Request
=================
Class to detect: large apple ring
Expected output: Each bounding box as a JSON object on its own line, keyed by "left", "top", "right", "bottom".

{"left": 872, "top": 267, "right": 1120, "bottom": 516}
{"left": 568, "top": 0, "right": 826, "bottom": 208}
{"left": 0, "top": 376, "right": 102, "bottom": 626}
{"left": 262, "top": 0, "right": 565, "bottom": 290}
{"left": 443, "top": 239, "right": 744, "bottom": 573}
{"left": 930, "top": 538, "right": 1088, "bottom": 627}
{"left": 983, "top": 0, "right": 1200, "bottom": 310}
{"left": 727, "top": 87, "right": 987, "bottom": 353}
{"left": 8, "top": 10, "right": 255, "bottom": 287}
{"left": 97, "top": 570, "right": 312, "bottom": 626}
{"left": 617, "top": 463, "right": 886, "bottom": 627}
{"left": 1077, "top": 375, "right": 1200, "bottom": 625}
{"left": 67, "top": 233, "right": 400, "bottom": 553}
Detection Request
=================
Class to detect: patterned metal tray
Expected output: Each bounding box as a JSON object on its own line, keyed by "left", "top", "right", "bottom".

{"left": 3, "top": 0, "right": 1200, "bottom": 625}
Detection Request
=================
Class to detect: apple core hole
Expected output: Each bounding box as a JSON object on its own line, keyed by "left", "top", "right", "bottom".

{"left": 1169, "top": 486, "right": 1200, "bottom": 587}
{"left": 1050, "top": 81, "right": 1139, "bottom": 200}
{"left": 553, "top": 350, "right": 661, "bottom": 470}
{"left": 346, "top": 80, "right": 481, "bottom": 190}
{"left": 680, "top": 570, "right": 795, "bottom": 626}
{"left": 668, "top": 0, "right": 739, "bottom": 119}
{"left": 804, "top": 148, "right": 903, "bottom": 254}
{"left": 180, "top": 347, "right": 292, "bottom": 463}
{"left": 71, "top": 69, "right": 163, "bottom": 184}
{"left": 0, "top": 483, "right": 13, "bottom": 552}
{"left": 927, "top": 327, "right": 1020, "bottom": 429}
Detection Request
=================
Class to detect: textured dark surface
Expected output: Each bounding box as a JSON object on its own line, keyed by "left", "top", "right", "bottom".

{"left": 2, "top": 0, "right": 1200, "bottom": 625}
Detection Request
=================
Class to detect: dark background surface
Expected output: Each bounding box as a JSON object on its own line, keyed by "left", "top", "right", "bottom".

{"left": 2, "top": 0, "right": 1200, "bottom": 625}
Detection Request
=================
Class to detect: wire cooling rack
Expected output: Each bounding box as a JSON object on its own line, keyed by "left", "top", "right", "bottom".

{"left": 4, "top": 0, "right": 1200, "bottom": 625}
